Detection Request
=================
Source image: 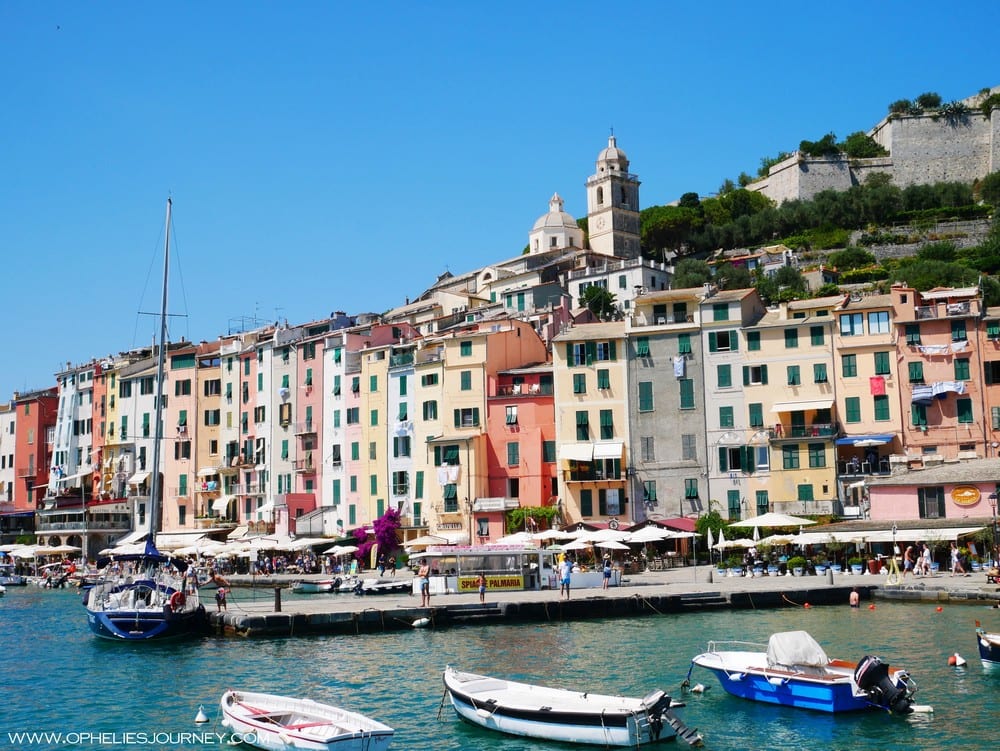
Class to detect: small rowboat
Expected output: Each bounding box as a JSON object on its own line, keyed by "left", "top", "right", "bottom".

{"left": 291, "top": 579, "right": 337, "bottom": 594}
{"left": 220, "top": 690, "right": 394, "bottom": 751}
{"left": 442, "top": 666, "right": 702, "bottom": 747}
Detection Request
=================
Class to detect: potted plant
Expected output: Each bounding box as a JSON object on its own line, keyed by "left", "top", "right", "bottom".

{"left": 787, "top": 555, "right": 807, "bottom": 576}
{"left": 813, "top": 553, "right": 828, "bottom": 574}
{"left": 848, "top": 556, "right": 863, "bottom": 574}
{"left": 725, "top": 554, "right": 743, "bottom": 577}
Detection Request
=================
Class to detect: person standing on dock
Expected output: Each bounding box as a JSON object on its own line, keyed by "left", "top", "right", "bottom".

{"left": 418, "top": 561, "right": 431, "bottom": 607}
{"left": 477, "top": 572, "right": 487, "bottom": 603}
{"left": 560, "top": 556, "right": 573, "bottom": 599}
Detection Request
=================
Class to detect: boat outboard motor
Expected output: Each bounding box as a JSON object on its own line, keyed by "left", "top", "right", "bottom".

{"left": 640, "top": 689, "right": 672, "bottom": 740}
{"left": 854, "top": 655, "right": 913, "bottom": 714}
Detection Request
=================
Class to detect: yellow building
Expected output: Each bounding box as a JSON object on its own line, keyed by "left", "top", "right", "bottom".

{"left": 552, "top": 321, "right": 629, "bottom": 526}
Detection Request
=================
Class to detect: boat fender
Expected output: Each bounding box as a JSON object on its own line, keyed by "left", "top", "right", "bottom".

{"left": 412, "top": 617, "right": 431, "bottom": 628}
{"left": 169, "top": 591, "right": 186, "bottom": 610}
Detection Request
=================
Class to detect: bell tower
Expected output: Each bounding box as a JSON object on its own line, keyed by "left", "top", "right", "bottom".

{"left": 585, "top": 135, "right": 641, "bottom": 258}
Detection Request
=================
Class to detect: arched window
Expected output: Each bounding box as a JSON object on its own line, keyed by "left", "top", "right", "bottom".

{"left": 597, "top": 187, "right": 604, "bottom": 205}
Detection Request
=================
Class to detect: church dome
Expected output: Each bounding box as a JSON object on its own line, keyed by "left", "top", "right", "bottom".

{"left": 532, "top": 193, "right": 578, "bottom": 231}
{"left": 597, "top": 135, "right": 629, "bottom": 171}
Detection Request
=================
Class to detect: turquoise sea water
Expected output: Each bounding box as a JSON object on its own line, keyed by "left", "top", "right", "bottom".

{"left": 1, "top": 586, "right": 998, "bottom": 751}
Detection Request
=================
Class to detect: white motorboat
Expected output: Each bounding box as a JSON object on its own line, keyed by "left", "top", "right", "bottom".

{"left": 291, "top": 579, "right": 337, "bottom": 594}
{"left": 442, "top": 666, "right": 702, "bottom": 747}
{"left": 219, "top": 689, "right": 394, "bottom": 751}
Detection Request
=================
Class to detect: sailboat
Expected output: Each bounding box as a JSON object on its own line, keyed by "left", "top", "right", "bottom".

{"left": 83, "top": 199, "right": 208, "bottom": 640}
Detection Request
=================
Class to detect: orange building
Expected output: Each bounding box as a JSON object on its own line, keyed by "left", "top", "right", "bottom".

{"left": 12, "top": 388, "right": 58, "bottom": 511}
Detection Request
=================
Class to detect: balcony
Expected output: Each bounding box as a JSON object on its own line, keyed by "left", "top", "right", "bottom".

{"left": 913, "top": 300, "right": 975, "bottom": 320}
{"left": 294, "top": 421, "right": 316, "bottom": 435}
{"left": 17, "top": 466, "right": 36, "bottom": 478}
{"left": 390, "top": 353, "right": 414, "bottom": 367}
{"left": 494, "top": 383, "right": 551, "bottom": 397}
{"left": 769, "top": 422, "right": 839, "bottom": 441}
{"left": 294, "top": 456, "right": 316, "bottom": 474}
{"left": 838, "top": 458, "right": 891, "bottom": 477}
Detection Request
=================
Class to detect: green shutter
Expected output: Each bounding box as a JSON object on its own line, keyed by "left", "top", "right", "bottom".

{"left": 760, "top": 365, "right": 768, "bottom": 385}
{"left": 743, "top": 366, "right": 750, "bottom": 386}
{"left": 718, "top": 446, "right": 728, "bottom": 472}
{"left": 708, "top": 332, "right": 718, "bottom": 352}
{"left": 454, "top": 409, "right": 461, "bottom": 428}
{"left": 608, "top": 341, "right": 616, "bottom": 361}
{"left": 580, "top": 489, "right": 593, "bottom": 517}
{"left": 415, "top": 471, "right": 424, "bottom": 498}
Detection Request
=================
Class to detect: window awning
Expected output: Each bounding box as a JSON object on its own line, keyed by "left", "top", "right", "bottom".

{"left": 57, "top": 469, "right": 93, "bottom": 483}
{"left": 211, "top": 496, "right": 234, "bottom": 514}
{"left": 559, "top": 443, "right": 594, "bottom": 462}
{"left": 227, "top": 525, "right": 249, "bottom": 540}
{"left": 771, "top": 398, "right": 834, "bottom": 413}
{"left": 155, "top": 532, "right": 207, "bottom": 550}
{"left": 115, "top": 529, "right": 149, "bottom": 546}
{"left": 834, "top": 434, "right": 895, "bottom": 446}
{"left": 593, "top": 441, "right": 624, "bottom": 459}
{"left": 473, "top": 497, "right": 520, "bottom": 512}
{"left": 257, "top": 501, "right": 275, "bottom": 515}
{"left": 198, "top": 466, "right": 219, "bottom": 477}
{"left": 127, "top": 471, "right": 150, "bottom": 485}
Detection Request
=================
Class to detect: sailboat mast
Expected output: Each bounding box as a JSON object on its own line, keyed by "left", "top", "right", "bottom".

{"left": 147, "top": 198, "right": 172, "bottom": 541}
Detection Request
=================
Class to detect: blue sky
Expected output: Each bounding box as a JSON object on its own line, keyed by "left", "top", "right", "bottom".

{"left": 2, "top": 2, "right": 998, "bottom": 399}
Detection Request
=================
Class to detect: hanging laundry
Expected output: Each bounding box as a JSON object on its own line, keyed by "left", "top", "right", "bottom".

{"left": 950, "top": 340, "right": 969, "bottom": 353}
{"left": 918, "top": 344, "right": 950, "bottom": 355}
{"left": 437, "top": 467, "right": 450, "bottom": 485}
{"left": 447, "top": 465, "right": 460, "bottom": 483}
{"left": 869, "top": 376, "right": 886, "bottom": 396}
{"left": 910, "top": 384, "right": 934, "bottom": 404}
{"left": 673, "top": 355, "right": 686, "bottom": 378}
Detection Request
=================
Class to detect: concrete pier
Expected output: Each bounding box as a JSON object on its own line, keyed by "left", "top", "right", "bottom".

{"left": 205, "top": 566, "right": 1000, "bottom": 638}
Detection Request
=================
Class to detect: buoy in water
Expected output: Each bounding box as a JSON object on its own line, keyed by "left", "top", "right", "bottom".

{"left": 194, "top": 705, "right": 209, "bottom": 724}
{"left": 690, "top": 683, "right": 708, "bottom": 694}
{"left": 412, "top": 617, "right": 431, "bottom": 628}
{"left": 803, "top": 602, "right": 811, "bottom": 609}
{"left": 869, "top": 604, "right": 876, "bottom": 610}
{"left": 948, "top": 653, "right": 967, "bottom": 667}
{"left": 936, "top": 606, "right": 943, "bottom": 612}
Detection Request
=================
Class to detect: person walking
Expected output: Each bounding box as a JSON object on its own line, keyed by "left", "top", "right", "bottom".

{"left": 951, "top": 541, "right": 968, "bottom": 576}
{"left": 902, "top": 545, "right": 916, "bottom": 578}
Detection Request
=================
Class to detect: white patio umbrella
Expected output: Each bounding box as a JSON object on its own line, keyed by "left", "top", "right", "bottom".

{"left": 595, "top": 540, "right": 630, "bottom": 551}
{"left": 753, "top": 525, "right": 760, "bottom": 543}
{"left": 706, "top": 528, "right": 715, "bottom": 563}
{"left": 533, "top": 529, "right": 577, "bottom": 541}
{"left": 402, "top": 535, "right": 448, "bottom": 550}
{"left": 626, "top": 527, "right": 673, "bottom": 543}
{"left": 561, "top": 539, "right": 593, "bottom": 551}
{"left": 495, "top": 531, "right": 536, "bottom": 546}
{"left": 729, "top": 512, "right": 817, "bottom": 529}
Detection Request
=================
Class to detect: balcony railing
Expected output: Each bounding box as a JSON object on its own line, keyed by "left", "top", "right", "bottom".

{"left": 914, "top": 300, "right": 975, "bottom": 320}
{"left": 294, "top": 458, "right": 316, "bottom": 473}
{"left": 494, "top": 384, "right": 552, "bottom": 397}
{"left": 838, "top": 458, "right": 891, "bottom": 477}
{"left": 293, "top": 421, "right": 316, "bottom": 435}
{"left": 390, "top": 353, "right": 414, "bottom": 367}
{"left": 769, "top": 422, "right": 839, "bottom": 440}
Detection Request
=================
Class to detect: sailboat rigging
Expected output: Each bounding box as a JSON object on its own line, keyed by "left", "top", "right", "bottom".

{"left": 83, "top": 199, "right": 208, "bottom": 640}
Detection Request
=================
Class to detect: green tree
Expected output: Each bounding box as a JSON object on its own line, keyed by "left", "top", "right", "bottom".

{"left": 772, "top": 266, "right": 808, "bottom": 301}
{"left": 799, "top": 133, "right": 840, "bottom": 157}
{"left": 917, "top": 241, "right": 957, "bottom": 263}
{"left": 889, "top": 99, "right": 912, "bottom": 115}
{"left": 916, "top": 92, "right": 942, "bottom": 109}
{"left": 815, "top": 282, "right": 842, "bottom": 297}
{"left": 891, "top": 259, "right": 981, "bottom": 291}
{"left": 678, "top": 192, "right": 701, "bottom": 210}
{"left": 841, "top": 131, "right": 888, "bottom": 158}
{"left": 977, "top": 171, "right": 1000, "bottom": 206}
{"left": 580, "top": 285, "right": 618, "bottom": 320}
{"left": 672, "top": 258, "right": 713, "bottom": 289}
{"left": 828, "top": 247, "right": 876, "bottom": 271}
{"left": 640, "top": 204, "right": 701, "bottom": 256}
{"left": 714, "top": 262, "right": 753, "bottom": 289}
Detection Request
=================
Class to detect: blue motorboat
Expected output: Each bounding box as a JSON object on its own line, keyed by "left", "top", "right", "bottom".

{"left": 690, "top": 630, "right": 922, "bottom": 714}
{"left": 976, "top": 622, "right": 1000, "bottom": 665}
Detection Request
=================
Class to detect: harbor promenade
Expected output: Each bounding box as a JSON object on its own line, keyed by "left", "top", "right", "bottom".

{"left": 209, "top": 564, "right": 1000, "bottom": 637}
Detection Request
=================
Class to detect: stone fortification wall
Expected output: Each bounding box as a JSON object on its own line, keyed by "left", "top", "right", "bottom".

{"left": 750, "top": 102, "right": 999, "bottom": 205}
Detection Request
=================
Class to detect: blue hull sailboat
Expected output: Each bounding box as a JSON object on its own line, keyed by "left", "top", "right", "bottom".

{"left": 83, "top": 199, "right": 207, "bottom": 641}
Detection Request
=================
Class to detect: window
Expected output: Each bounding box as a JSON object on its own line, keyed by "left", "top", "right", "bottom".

{"left": 911, "top": 403, "right": 928, "bottom": 427}
{"left": 505, "top": 406, "right": 518, "bottom": 425}
{"left": 808, "top": 443, "right": 826, "bottom": 468}
{"left": 640, "top": 436, "right": 655, "bottom": 462}
{"left": 638, "top": 381, "right": 653, "bottom": 412}
{"left": 597, "top": 368, "right": 610, "bottom": 390}
{"left": 442, "top": 483, "right": 458, "bottom": 513}
{"left": 643, "top": 481, "right": 657, "bottom": 504}
{"left": 719, "top": 406, "right": 734, "bottom": 427}
{"left": 905, "top": 324, "right": 922, "bottom": 345}
{"left": 746, "top": 331, "right": 760, "bottom": 351}
{"left": 918, "top": 486, "right": 945, "bottom": 519}
{"left": 839, "top": 313, "right": 863, "bottom": 336}
{"left": 951, "top": 320, "right": 967, "bottom": 342}
{"left": 679, "top": 379, "right": 695, "bottom": 409}
{"left": 867, "top": 311, "right": 890, "bottom": 334}
{"left": 909, "top": 361, "right": 924, "bottom": 383}
{"left": 507, "top": 442, "right": 519, "bottom": 466}
{"left": 174, "top": 441, "right": 191, "bottom": 460}
{"left": 369, "top": 441, "right": 377, "bottom": 460}
{"left": 175, "top": 379, "right": 191, "bottom": 396}
{"left": 749, "top": 402, "right": 763, "bottom": 427}
{"left": 717, "top": 364, "right": 732, "bottom": 389}
{"left": 782, "top": 445, "right": 800, "bottom": 469}
{"left": 957, "top": 398, "right": 973, "bottom": 424}
{"left": 810, "top": 326, "right": 825, "bottom": 346}
{"left": 543, "top": 441, "right": 556, "bottom": 463}
{"left": 460, "top": 340, "right": 472, "bottom": 356}
{"left": 422, "top": 400, "right": 438, "bottom": 420}
{"left": 743, "top": 365, "right": 768, "bottom": 385}
{"left": 681, "top": 434, "right": 697, "bottom": 461}
{"left": 573, "top": 373, "right": 587, "bottom": 394}
{"left": 813, "top": 363, "right": 828, "bottom": 383}
{"left": 421, "top": 373, "right": 438, "bottom": 386}
{"left": 684, "top": 479, "right": 699, "bottom": 499}
{"left": 576, "top": 411, "right": 589, "bottom": 441}
{"left": 204, "top": 409, "right": 221, "bottom": 426}
{"left": 845, "top": 396, "right": 861, "bottom": 423}
{"left": 454, "top": 407, "right": 480, "bottom": 427}
{"left": 784, "top": 329, "right": 799, "bottom": 348}
{"left": 370, "top": 409, "right": 378, "bottom": 427}
{"left": 595, "top": 341, "right": 616, "bottom": 361}
{"left": 370, "top": 474, "right": 378, "bottom": 495}
{"left": 460, "top": 371, "right": 472, "bottom": 390}
{"left": 987, "top": 361, "right": 1000, "bottom": 384}
{"left": 708, "top": 330, "right": 737, "bottom": 352}
{"left": 635, "top": 337, "right": 650, "bottom": 357}
{"left": 989, "top": 321, "right": 1000, "bottom": 340}
{"left": 955, "top": 358, "right": 971, "bottom": 381}
{"left": 677, "top": 333, "right": 692, "bottom": 355}
{"left": 369, "top": 375, "right": 378, "bottom": 392}
{"left": 797, "top": 484, "right": 814, "bottom": 502}
{"left": 755, "top": 446, "right": 770, "bottom": 471}
{"left": 842, "top": 354, "right": 857, "bottom": 378}
{"left": 874, "top": 351, "right": 890, "bottom": 376}
{"left": 580, "top": 489, "right": 593, "bottom": 517}
{"left": 599, "top": 409, "right": 613, "bottom": 439}
{"left": 712, "top": 303, "right": 728, "bottom": 321}
{"left": 569, "top": 343, "right": 586, "bottom": 366}
{"left": 351, "top": 376, "right": 360, "bottom": 393}
{"left": 393, "top": 436, "right": 411, "bottom": 457}
{"left": 280, "top": 439, "right": 289, "bottom": 460}
{"left": 727, "top": 490, "right": 741, "bottom": 519}
{"left": 874, "top": 394, "right": 890, "bottom": 421}
{"left": 787, "top": 365, "right": 800, "bottom": 386}
{"left": 346, "top": 407, "right": 359, "bottom": 424}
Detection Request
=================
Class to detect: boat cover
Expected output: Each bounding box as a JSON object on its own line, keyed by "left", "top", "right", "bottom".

{"left": 766, "top": 631, "right": 829, "bottom": 669}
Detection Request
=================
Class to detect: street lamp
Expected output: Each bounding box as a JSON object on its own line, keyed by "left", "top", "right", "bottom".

{"left": 988, "top": 493, "right": 999, "bottom": 568}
